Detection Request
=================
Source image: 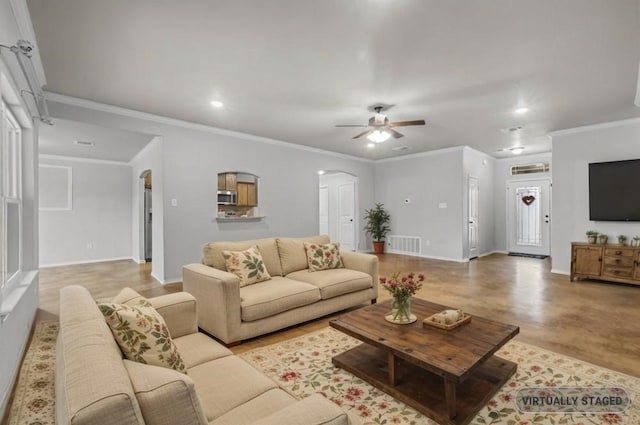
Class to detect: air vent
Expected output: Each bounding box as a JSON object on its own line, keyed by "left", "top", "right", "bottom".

{"left": 501, "top": 126, "right": 523, "bottom": 133}
{"left": 392, "top": 146, "right": 409, "bottom": 151}
{"left": 74, "top": 140, "right": 95, "bottom": 146}
{"left": 510, "top": 162, "right": 550, "bottom": 175}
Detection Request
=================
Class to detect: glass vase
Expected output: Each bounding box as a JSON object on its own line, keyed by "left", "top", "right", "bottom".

{"left": 387, "top": 295, "right": 415, "bottom": 324}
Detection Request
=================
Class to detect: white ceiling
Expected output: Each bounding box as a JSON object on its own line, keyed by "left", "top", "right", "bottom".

{"left": 26, "top": 0, "right": 640, "bottom": 160}
{"left": 39, "top": 118, "right": 154, "bottom": 163}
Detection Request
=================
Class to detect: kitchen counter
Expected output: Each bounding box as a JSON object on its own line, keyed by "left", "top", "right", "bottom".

{"left": 215, "top": 216, "right": 265, "bottom": 222}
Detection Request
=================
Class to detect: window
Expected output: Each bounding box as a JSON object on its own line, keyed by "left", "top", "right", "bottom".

{"left": 1, "top": 100, "right": 22, "bottom": 293}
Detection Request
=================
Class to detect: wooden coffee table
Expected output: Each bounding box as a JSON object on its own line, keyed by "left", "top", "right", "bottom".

{"left": 329, "top": 298, "right": 519, "bottom": 425}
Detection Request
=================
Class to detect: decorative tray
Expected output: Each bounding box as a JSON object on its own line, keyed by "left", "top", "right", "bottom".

{"left": 422, "top": 310, "right": 472, "bottom": 330}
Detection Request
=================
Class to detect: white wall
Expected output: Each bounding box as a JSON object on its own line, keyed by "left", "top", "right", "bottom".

{"left": 46, "top": 98, "right": 375, "bottom": 282}
{"left": 130, "top": 137, "right": 165, "bottom": 282}
{"left": 493, "top": 152, "right": 552, "bottom": 252}
{"left": 551, "top": 119, "right": 640, "bottom": 274}
{"left": 374, "top": 147, "right": 465, "bottom": 261}
{"left": 39, "top": 157, "right": 132, "bottom": 266}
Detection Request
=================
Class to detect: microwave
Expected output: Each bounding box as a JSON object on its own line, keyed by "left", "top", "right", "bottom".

{"left": 217, "top": 190, "right": 237, "bottom": 205}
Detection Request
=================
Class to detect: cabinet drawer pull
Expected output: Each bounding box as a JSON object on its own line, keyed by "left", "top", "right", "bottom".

{"left": 616, "top": 250, "right": 622, "bottom": 255}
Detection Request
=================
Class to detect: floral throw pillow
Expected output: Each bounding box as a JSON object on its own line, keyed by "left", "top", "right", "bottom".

{"left": 304, "top": 242, "right": 344, "bottom": 272}
{"left": 98, "top": 302, "right": 188, "bottom": 374}
{"left": 223, "top": 245, "right": 272, "bottom": 287}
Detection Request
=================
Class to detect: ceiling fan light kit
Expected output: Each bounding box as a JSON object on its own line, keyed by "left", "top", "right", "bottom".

{"left": 367, "top": 129, "right": 391, "bottom": 143}
{"left": 336, "top": 104, "right": 426, "bottom": 144}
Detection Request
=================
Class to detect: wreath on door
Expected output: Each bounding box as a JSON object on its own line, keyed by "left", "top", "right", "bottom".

{"left": 521, "top": 195, "right": 536, "bottom": 205}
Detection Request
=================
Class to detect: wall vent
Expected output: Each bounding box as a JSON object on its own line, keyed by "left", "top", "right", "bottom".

{"left": 387, "top": 235, "right": 421, "bottom": 256}
{"left": 510, "top": 162, "right": 550, "bottom": 176}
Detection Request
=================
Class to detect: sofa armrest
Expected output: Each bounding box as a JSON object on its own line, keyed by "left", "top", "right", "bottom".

{"left": 182, "top": 263, "right": 242, "bottom": 344}
{"left": 149, "top": 292, "right": 198, "bottom": 339}
{"left": 250, "top": 394, "right": 351, "bottom": 425}
{"left": 340, "top": 251, "right": 379, "bottom": 300}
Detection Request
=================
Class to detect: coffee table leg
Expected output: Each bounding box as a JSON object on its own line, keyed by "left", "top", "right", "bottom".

{"left": 444, "top": 379, "right": 457, "bottom": 419}
{"left": 388, "top": 352, "right": 398, "bottom": 386}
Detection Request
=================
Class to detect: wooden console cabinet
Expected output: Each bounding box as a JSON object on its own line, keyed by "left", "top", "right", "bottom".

{"left": 571, "top": 242, "right": 640, "bottom": 286}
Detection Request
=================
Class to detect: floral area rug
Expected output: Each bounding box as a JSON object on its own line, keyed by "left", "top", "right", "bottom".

{"left": 6, "top": 321, "right": 57, "bottom": 425}
{"left": 6, "top": 322, "right": 640, "bottom": 425}
{"left": 239, "top": 327, "right": 640, "bottom": 425}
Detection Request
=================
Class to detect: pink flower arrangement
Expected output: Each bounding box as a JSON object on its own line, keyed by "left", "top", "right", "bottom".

{"left": 379, "top": 272, "right": 425, "bottom": 299}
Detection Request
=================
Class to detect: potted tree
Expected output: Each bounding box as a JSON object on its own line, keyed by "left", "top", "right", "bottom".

{"left": 617, "top": 235, "right": 628, "bottom": 245}
{"left": 364, "top": 202, "right": 391, "bottom": 254}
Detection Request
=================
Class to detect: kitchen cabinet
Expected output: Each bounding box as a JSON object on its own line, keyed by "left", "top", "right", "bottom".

{"left": 570, "top": 242, "right": 640, "bottom": 286}
{"left": 218, "top": 173, "right": 237, "bottom": 191}
{"left": 237, "top": 182, "right": 257, "bottom": 206}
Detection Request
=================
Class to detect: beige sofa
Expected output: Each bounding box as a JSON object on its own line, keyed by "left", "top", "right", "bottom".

{"left": 183, "top": 235, "right": 378, "bottom": 345}
{"left": 56, "top": 285, "right": 352, "bottom": 425}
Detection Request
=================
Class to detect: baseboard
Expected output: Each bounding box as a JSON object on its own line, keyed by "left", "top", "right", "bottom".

{"left": 550, "top": 269, "right": 570, "bottom": 275}
{"left": 39, "top": 257, "right": 135, "bottom": 268}
{"left": 481, "top": 250, "right": 508, "bottom": 256}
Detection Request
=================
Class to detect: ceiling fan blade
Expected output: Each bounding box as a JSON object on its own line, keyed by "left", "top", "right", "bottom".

{"left": 389, "top": 120, "right": 426, "bottom": 127}
{"left": 352, "top": 129, "right": 372, "bottom": 139}
{"left": 335, "top": 124, "right": 369, "bottom": 127}
{"left": 388, "top": 128, "right": 404, "bottom": 139}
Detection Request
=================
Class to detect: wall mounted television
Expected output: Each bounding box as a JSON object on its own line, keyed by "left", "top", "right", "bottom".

{"left": 589, "top": 158, "right": 640, "bottom": 221}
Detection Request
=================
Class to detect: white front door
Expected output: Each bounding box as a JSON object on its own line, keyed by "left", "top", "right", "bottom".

{"left": 338, "top": 181, "right": 356, "bottom": 252}
{"left": 507, "top": 179, "right": 551, "bottom": 256}
{"left": 468, "top": 176, "right": 479, "bottom": 259}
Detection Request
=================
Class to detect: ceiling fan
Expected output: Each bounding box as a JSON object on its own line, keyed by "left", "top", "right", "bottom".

{"left": 336, "top": 105, "right": 426, "bottom": 143}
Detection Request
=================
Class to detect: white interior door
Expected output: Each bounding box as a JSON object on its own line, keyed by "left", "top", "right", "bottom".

{"left": 468, "top": 176, "right": 479, "bottom": 259}
{"left": 507, "top": 179, "right": 551, "bottom": 256}
{"left": 338, "top": 181, "right": 355, "bottom": 252}
{"left": 319, "top": 185, "right": 329, "bottom": 235}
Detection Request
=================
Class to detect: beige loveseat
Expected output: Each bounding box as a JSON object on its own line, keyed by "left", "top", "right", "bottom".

{"left": 56, "top": 285, "right": 352, "bottom": 425}
{"left": 183, "top": 235, "right": 378, "bottom": 345}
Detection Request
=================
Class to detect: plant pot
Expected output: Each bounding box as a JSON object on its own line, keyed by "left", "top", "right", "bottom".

{"left": 587, "top": 236, "right": 597, "bottom": 244}
{"left": 372, "top": 241, "right": 385, "bottom": 254}
{"left": 597, "top": 235, "right": 608, "bottom": 244}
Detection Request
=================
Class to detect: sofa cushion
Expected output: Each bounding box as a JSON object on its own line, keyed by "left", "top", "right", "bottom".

{"left": 277, "top": 235, "right": 330, "bottom": 275}
{"left": 98, "top": 302, "right": 188, "bottom": 373}
{"left": 124, "top": 360, "right": 208, "bottom": 425}
{"left": 286, "top": 268, "right": 373, "bottom": 300}
{"left": 240, "top": 276, "right": 321, "bottom": 321}
{"left": 251, "top": 393, "right": 350, "bottom": 425}
{"left": 223, "top": 245, "right": 272, "bottom": 287}
{"left": 173, "top": 333, "right": 233, "bottom": 368}
{"left": 210, "top": 389, "right": 295, "bottom": 425}
{"left": 304, "top": 242, "right": 344, "bottom": 272}
{"left": 188, "top": 356, "right": 279, "bottom": 421}
{"left": 203, "top": 238, "right": 283, "bottom": 276}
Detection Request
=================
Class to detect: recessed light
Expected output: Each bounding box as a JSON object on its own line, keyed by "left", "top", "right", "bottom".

{"left": 210, "top": 100, "right": 224, "bottom": 108}
{"left": 317, "top": 170, "right": 325, "bottom": 175}
{"left": 74, "top": 140, "right": 95, "bottom": 146}
{"left": 510, "top": 147, "right": 525, "bottom": 155}
{"left": 367, "top": 143, "right": 375, "bottom": 148}
{"left": 514, "top": 107, "right": 529, "bottom": 115}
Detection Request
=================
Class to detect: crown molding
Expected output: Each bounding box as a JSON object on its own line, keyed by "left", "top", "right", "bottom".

{"left": 39, "top": 154, "right": 131, "bottom": 166}
{"left": 45, "top": 92, "right": 375, "bottom": 164}
{"left": 549, "top": 117, "right": 640, "bottom": 137}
